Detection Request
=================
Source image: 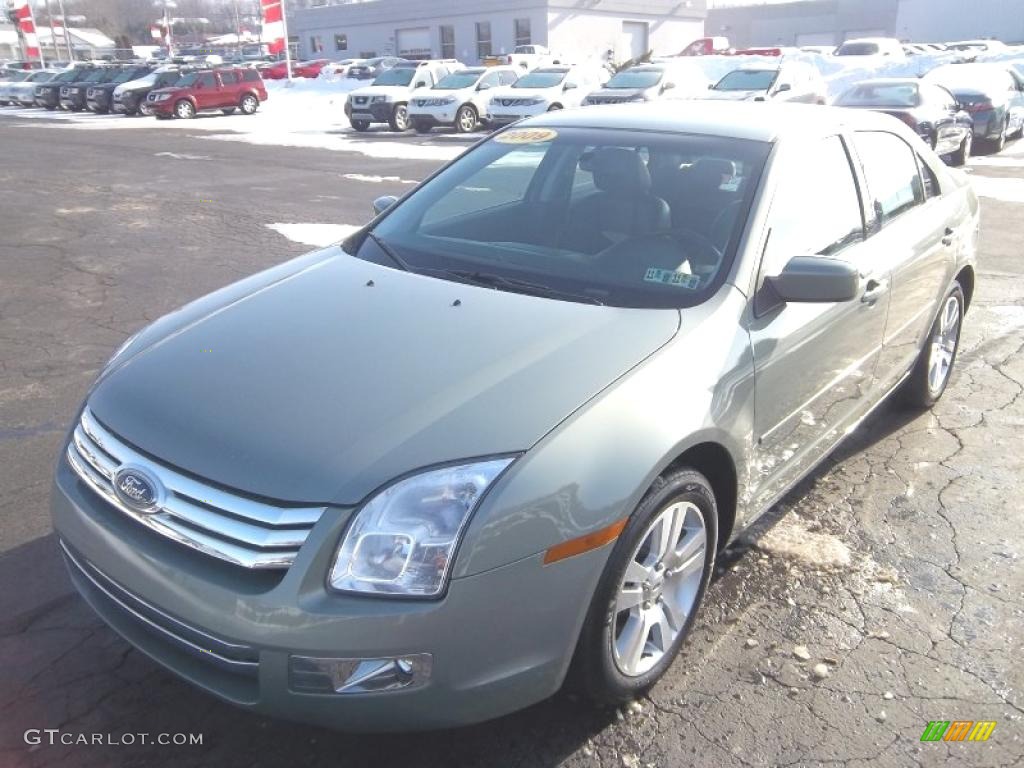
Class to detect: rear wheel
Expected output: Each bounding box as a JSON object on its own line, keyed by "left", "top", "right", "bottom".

{"left": 239, "top": 93, "right": 259, "bottom": 115}
{"left": 950, "top": 132, "right": 972, "bottom": 167}
{"left": 572, "top": 468, "right": 717, "bottom": 704}
{"left": 174, "top": 99, "right": 195, "bottom": 119}
{"left": 455, "top": 104, "right": 477, "bottom": 133}
{"left": 388, "top": 103, "right": 410, "bottom": 131}
{"left": 901, "top": 282, "right": 964, "bottom": 409}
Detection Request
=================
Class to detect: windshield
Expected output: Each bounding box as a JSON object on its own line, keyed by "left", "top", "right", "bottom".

{"left": 28, "top": 71, "right": 54, "bottom": 82}
{"left": 113, "top": 68, "right": 147, "bottom": 83}
{"left": 837, "top": 42, "right": 880, "bottom": 55}
{"left": 927, "top": 66, "right": 1007, "bottom": 91}
{"left": 605, "top": 70, "right": 663, "bottom": 89}
{"left": 373, "top": 67, "right": 415, "bottom": 86}
{"left": 81, "top": 69, "right": 109, "bottom": 83}
{"left": 355, "top": 127, "right": 770, "bottom": 309}
{"left": 434, "top": 71, "right": 482, "bottom": 90}
{"left": 837, "top": 82, "right": 918, "bottom": 107}
{"left": 513, "top": 71, "right": 567, "bottom": 89}
{"left": 714, "top": 69, "right": 778, "bottom": 91}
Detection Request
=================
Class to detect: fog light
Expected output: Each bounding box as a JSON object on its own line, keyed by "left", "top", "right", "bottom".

{"left": 289, "top": 653, "right": 432, "bottom": 694}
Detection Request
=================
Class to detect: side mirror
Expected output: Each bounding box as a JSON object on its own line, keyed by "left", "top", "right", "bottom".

{"left": 765, "top": 256, "right": 860, "bottom": 303}
{"left": 563, "top": 81, "right": 577, "bottom": 90}
{"left": 775, "top": 82, "right": 792, "bottom": 93}
{"left": 708, "top": 83, "right": 715, "bottom": 90}
{"left": 414, "top": 81, "right": 426, "bottom": 88}
{"left": 661, "top": 81, "right": 675, "bottom": 92}
{"left": 372, "top": 195, "right": 398, "bottom": 216}
{"left": 477, "top": 82, "right": 492, "bottom": 91}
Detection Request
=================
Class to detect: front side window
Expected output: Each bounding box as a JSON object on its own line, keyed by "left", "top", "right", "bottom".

{"left": 513, "top": 71, "right": 566, "bottom": 89}
{"left": 354, "top": 127, "right": 771, "bottom": 308}
{"left": 476, "top": 22, "right": 492, "bottom": 59}
{"left": 435, "top": 71, "right": 482, "bottom": 90}
{"left": 761, "top": 135, "right": 865, "bottom": 279}
{"left": 373, "top": 68, "right": 415, "bottom": 87}
{"left": 198, "top": 73, "right": 216, "bottom": 88}
{"left": 335, "top": 33, "right": 347, "bottom": 52}
{"left": 514, "top": 18, "right": 531, "bottom": 47}
{"left": 853, "top": 131, "right": 924, "bottom": 225}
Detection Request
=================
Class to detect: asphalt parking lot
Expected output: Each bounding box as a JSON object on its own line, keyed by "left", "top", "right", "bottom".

{"left": 0, "top": 115, "right": 1022, "bottom": 768}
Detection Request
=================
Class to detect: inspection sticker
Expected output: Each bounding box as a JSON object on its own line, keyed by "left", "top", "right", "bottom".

{"left": 493, "top": 128, "right": 558, "bottom": 144}
{"left": 644, "top": 268, "right": 701, "bottom": 289}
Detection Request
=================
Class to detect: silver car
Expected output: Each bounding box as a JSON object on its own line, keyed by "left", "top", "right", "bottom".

{"left": 52, "top": 102, "right": 978, "bottom": 731}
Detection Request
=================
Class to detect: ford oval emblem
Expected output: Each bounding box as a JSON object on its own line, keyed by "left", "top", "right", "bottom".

{"left": 112, "top": 466, "right": 162, "bottom": 512}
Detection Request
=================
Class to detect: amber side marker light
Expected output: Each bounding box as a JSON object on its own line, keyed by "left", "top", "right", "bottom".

{"left": 543, "top": 518, "right": 629, "bottom": 565}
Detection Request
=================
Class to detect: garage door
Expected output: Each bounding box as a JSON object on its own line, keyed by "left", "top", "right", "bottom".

{"left": 621, "top": 21, "right": 649, "bottom": 61}
{"left": 396, "top": 27, "right": 431, "bottom": 60}
{"left": 796, "top": 32, "right": 837, "bottom": 46}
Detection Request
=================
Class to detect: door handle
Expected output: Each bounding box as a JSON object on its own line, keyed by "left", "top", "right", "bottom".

{"left": 861, "top": 277, "right": 889, "bottom": 304}
{"left": 942, "top": 226, "right": 955, "bottom": 246}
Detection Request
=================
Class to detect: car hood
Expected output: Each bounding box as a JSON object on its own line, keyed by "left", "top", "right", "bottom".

{"left": 421, "top": 87, "right": 472, "bottom": 99}
{"left": 349, "top": 85, "right": 413, "bottom": 99}
{"left": 703, "top": 88, "right": 766, "bottom": 101}
{"left": 88, "top": 252, "right": 680, "bottom": 504}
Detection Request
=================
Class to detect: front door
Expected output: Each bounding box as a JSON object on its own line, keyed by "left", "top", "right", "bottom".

{"left": 194, "top": 72, "right": 218, "bottom": 110}
{"left": 850, "top": 131, "right": 955, "bottom": 389}
{"left": 748, "top": 134, "right": 890, "bottom": 512}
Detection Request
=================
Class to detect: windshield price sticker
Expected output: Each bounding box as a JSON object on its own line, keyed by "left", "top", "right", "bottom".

{"left": 494, "top": 128, "right": 559, "bottom": 144}
{"left": 644, "top": 268, "right": 701, "bottom": 289}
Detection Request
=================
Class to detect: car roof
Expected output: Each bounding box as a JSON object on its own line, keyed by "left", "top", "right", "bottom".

{"left": 848, "top": 77, "right": 920, "bottom": 86}
{"left": 516, "top": 101, "right": 910, "bottom": 143}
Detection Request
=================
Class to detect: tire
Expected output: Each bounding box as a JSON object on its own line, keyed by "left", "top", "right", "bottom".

{"left": 388, "top": 103, "right": 410, "bottom": 131}
{"left": 350, "top": 119, "right": 370, "bottom": 132}
{"left": 950, "top": 132, "right": 971, "bottom": 167}
{"left": 174, "top": 99, "right": 195, "bottom": 119}
{"left": 239, "top": 93, "right": 258, "bottom": 115}
{"left": 572, "top": 468, "right": 718, "bottom": 705}
{"left": 454, "top": 104, "right": 477, "bottom": 133}
{"left": 900, "top": 282, "right": 965, "bottom": 409}
{"left": 413, "top": 118, "right": 432, "bottom": 134}
{"left": 221, "top": 107, "right": 237, "bottom": 115}
{"left": 991, "top": 117, "right": 1008, "bottom": 153}
{"left": 138, "top": 100, "right": 151, "bottom": 116}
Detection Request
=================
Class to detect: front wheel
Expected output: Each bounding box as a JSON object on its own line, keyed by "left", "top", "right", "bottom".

{"left": 454, "top": 104, "right": 477, "bottom": 133}
{"left": 388, "top": 103, "right": 410, "bottom": 131}
{"left": 572, "top": 468, "right": 717, "bottom": 704}
{"left": 174, "top": 99, "right": 195, "bottom": 119}
{"left": 239, "top": 93, "right": 259, "bottom": 115}
{"left": 901, "top": 282, "right": 964, "bottom": 409}
{"left": 950, "top": 132, "right": 972, "bottom": 167}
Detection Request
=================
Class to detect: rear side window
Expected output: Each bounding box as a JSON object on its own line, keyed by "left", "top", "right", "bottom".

{"left": 761, "top": 135, "right": 865, "bottom": 277}
{"left": 853, "top": 131, "right": 924, "bottom": 226}
{"left": 242, "top": 69, "right": 260, "bottom": 82}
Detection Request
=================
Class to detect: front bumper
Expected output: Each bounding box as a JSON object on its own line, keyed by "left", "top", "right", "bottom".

{"left": 408, "top": 107, "right": 455, "bottom": 127}
{"left": 146, "top": 99, "right": 175, "bottom": 116}
{"left": 86, "top": 93, "right": 112, "bottom": 111}
{"left": 345, "top": 100, "right": 393, "bottom": 122}
{"left": 59, "top": 94, "right": 85, "bottom": 110}
{"left": 35, "top": 90, "right": 58, "bottom": 108}
{"left": 51, "top": 455, "right": 602, "bottom": 731}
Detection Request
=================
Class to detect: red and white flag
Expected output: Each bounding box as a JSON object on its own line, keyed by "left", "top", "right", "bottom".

{"left": 260, "top": 0, "right": 285, "bottom": 55}
{"left": 12, "top": 0, "right": 42, "bottom": 60}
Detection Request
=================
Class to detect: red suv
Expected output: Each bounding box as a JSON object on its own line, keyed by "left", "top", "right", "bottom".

{"left": 147, "top": 67, "right": 268, "bottom": 119}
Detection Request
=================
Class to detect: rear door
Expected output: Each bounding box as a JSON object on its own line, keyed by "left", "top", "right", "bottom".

{"left": 851, "top": 131, "right": 955, "bottom": 389}
{"left": 748, "top": 134, "right": 890, "bottom": 511}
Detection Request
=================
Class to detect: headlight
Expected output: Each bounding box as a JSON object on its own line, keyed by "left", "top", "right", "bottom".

{"left": 156, "top": 93, "right": 171, "bottom": 101}
{"left": 328, "top": 458, "right": 514, "bottom": 597}
{"left": 371, "top": 95, "right": 386, "bottom": 103}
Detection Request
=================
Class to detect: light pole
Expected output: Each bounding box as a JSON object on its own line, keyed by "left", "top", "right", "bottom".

{"left": 54, "top": 0, "right": 74, "bottom": 60}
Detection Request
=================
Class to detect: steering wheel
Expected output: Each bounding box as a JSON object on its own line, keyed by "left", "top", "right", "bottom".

{"left": 668, "top": 227, "right": 724, "bottom": 274}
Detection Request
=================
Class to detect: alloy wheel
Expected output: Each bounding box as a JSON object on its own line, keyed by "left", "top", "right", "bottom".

{"left": 393, "top": 104, "right": 409, "bottom": 130}
{"left": 457, "top": 106, "right": 476, "bottom": 133}
{"left": 612, "top": 501, "right": 707, "bottom": 677}
{"left": 927, "top": 294, "right": 961, "bottom": 394}
{"left": 241, "top": 95, "right": 258, "bottom": 114}
{"left": 175, "top": 100, "right": 195, "bottom": 119}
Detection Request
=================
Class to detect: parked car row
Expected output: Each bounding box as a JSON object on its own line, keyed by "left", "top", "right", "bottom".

{"left": 0, "top": 61, "right": 268, "bottom": 119}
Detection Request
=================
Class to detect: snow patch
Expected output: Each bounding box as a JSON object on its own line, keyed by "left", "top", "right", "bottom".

{"left": 266, "top": 223, "right": 359, "bottom": 247}
{"left": 343, "top": 173, "right": 418, "bottom": 185}
{"left": 757, "top": 515, "right": 853, "bottom": 569}
{"left": 969, "top": 175, "right": 1024, "bottom": 204}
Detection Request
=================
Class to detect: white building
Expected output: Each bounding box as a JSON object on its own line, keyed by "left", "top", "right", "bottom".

{"left": 291, "top": 0, "right": 708, "bottom": 64}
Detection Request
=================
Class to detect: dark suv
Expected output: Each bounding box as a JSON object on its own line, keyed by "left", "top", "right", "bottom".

{"left": 146, "top": 67, "right": 267, "bottom": 119}
{"left": 60, "top": 66, "right": 122, "bottom": 111}
{"left": 86, "top": 64, "right": 154, "bottom": 113}
{"left": 112, "top": 68, "right": 185, "bottom": 116}
{"left": 35, "top": 67, "right": 93, "bottom": 110}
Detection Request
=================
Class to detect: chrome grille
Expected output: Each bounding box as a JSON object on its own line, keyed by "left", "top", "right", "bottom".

{"left": 498, "top": 98, "right": 531, "bottom": 107}
{"left": 66, "top": 408, "right": 324, "bottom": 569}
{"left": 415, "top": 98, "right": 447, "bottom": 107}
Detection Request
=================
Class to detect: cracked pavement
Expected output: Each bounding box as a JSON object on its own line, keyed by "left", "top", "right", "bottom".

{"left": 0, "top": 118, "right": 1021, "bottom": 767}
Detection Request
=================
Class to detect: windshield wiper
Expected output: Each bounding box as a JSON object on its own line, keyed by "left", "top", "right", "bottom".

{"left": 444, "top": 269, "right": 604, "bottom": 305}
{"left": 366, "top": 232, "right": 411, "bottom": 272}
